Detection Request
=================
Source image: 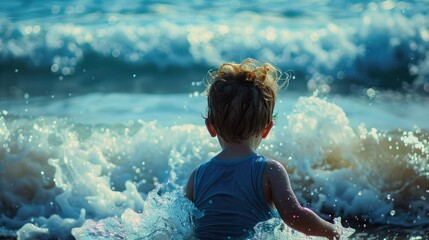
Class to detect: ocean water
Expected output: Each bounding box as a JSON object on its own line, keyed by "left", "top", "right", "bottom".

{"left": 0, "top": 0, "right": 428, "bottom": 239}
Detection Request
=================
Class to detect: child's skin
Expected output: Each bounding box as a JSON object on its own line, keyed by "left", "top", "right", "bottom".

{"left": 186, "top": 121, "right": 339, "bottom": 240}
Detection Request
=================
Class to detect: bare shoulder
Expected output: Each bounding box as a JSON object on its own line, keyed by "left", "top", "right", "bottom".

{"left": 262, "top": 158, "right": 290, "bottom": 207}
{"left": 263, "top": 158, "right": 295, "bottom": 202}
{"left": 264, "top": 158, "right": 288, "bottom": 179}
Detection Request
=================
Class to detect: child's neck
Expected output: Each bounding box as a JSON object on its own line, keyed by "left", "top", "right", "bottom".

{"left": 216, "top": 137, "right": 260, "bottom": 160}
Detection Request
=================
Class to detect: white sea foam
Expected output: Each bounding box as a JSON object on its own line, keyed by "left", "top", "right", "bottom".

{"left": 0, "top": 94, "right": 428, "bottom": 239}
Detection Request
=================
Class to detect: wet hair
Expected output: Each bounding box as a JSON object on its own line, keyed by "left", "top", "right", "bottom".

{"left": 205, "top": 58, "right": 284, "bottom": 143}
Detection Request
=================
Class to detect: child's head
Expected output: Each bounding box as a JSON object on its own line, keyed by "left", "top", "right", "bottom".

{"left": 205, "top": 58, "right": 283, "bottom": 143}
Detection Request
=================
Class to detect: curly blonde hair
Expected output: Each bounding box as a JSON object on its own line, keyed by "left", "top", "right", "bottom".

{"left": 205, "top": 58, "right": 284, "bottom": 143}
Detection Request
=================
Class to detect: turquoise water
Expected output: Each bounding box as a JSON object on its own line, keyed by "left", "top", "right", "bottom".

{"left": 0, "top": 0, "right": 428, "bottom": 239}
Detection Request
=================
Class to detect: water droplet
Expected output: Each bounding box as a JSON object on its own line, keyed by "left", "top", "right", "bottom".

{"left": 112, "top": 49, "right": 120, "bottom": 57}
{"left": 51, "top": 64, "right": 59, "bottom": 72}
{"left": 33, "top": 25, "right": 41, "bottom": 34}
{"left": 366, "top": 88, "right": 376, "bottom": 99}
{"left": 390, "top": 210, "right": 396, "bottom": 216}
{"left": 108, "top": 16, "right": 118, "bottom": 24}
{"left": 51, "top": 5, "right": 61, "bottom": 14}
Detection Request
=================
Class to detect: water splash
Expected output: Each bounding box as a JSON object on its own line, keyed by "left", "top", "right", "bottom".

{"left": 71, "top": 185, "right": 202, "bottom": 240}
{"left": 252, "top": 217, "right": 355, "bottom": 240}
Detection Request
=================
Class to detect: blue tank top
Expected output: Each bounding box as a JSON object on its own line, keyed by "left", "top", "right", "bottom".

{"left": 193, "top": 153, "right": 277, "bottom": 239}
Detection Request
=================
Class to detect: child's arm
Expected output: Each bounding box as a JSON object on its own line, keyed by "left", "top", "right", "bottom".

{"left": 185, "top": 170, "right": 196, "bottom": 201}
{"left": 265, "top": 160, "right": 339, "bottom": 240}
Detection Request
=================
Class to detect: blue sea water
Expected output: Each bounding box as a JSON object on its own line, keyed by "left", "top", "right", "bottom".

{"left": 0, "top": 0, "right": 428, "bottom": 239}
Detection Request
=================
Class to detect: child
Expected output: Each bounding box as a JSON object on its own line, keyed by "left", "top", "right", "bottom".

{"left": 185, "top": 58, "right": 339, "bottom": 239}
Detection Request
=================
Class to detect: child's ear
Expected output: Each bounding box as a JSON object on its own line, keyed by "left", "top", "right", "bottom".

{"left": 261, "top": 120, "right": 274, "bottom": 139}
{"left": 205, "top": 119, "right": 217, "bottom": 137}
